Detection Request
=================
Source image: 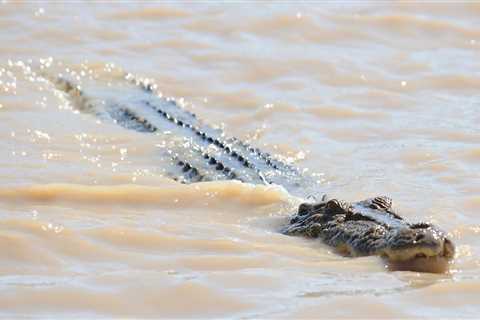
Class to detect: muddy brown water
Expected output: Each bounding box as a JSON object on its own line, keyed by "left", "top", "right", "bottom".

{"left": 0, "top": 2, "right": 479, "bottom": 318}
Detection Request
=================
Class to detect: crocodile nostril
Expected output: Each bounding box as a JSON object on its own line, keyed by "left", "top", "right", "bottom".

{"left": 415, "top": 234, "right": 425, "bottom": 242}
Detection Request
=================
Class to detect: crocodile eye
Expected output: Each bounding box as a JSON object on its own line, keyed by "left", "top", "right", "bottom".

{"left": 298, "top": 203, "right": 312, "bottom": 215}
{"left": 325, "top": 199, "right": 347, "bottom": 215}
{"left": 410, "top": 222, "right": 431, "bottom": 229}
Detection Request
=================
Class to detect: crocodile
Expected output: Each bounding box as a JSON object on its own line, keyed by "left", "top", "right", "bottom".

{"left": 282, "top": 196, "right": 455, "bottom": 272}
{"left": 46, "top": 71, "right": 455, "bottom": 272}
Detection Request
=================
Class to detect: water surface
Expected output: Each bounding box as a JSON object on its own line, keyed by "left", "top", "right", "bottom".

{"left": 0, "top": 2, "right": 479, "bottom": 318}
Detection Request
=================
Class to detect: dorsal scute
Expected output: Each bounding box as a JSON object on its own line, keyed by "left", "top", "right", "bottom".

{"left": 369, "top": 196, "right": 393, "bottom": 210}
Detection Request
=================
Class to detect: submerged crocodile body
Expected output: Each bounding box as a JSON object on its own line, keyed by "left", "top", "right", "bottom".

{"left": 51, "top": 74, "right": 315, "bottom": 197}
{"left": 48, "top": 72, "right": 455, "bottom": 272}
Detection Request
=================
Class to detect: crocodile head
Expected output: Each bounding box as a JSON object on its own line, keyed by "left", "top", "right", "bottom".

{"left": 282, "top": 196, "right": 455, "bottom": 273}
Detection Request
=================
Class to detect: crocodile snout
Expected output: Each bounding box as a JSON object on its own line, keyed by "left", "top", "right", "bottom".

{"left": 383, "top": 224, "right": 455, "bottom": 262}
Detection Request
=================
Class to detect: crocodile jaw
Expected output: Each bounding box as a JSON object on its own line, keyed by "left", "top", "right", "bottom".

{"left": 381, "top": 237, "right": 455, "bottom": 273}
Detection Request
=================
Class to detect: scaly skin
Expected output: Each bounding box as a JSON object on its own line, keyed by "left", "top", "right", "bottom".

{"left": 282, "top": 196, "right": 455, "bottom": 271}
{"left": 48, "top": 73, "right": 455, "bottom": 272}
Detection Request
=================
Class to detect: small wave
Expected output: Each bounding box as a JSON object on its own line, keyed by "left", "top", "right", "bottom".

{"left": 415, "top": 75, "right": 480, "bottom": 91}
{"left": 333, "top": 14, "right": 480, "bottom": 40}
{"left": 306, "top": 105, "right": 387, "bottom": 120}
{"left": 464, "top": 197, "right": 480, "bottom": 211}
{"left": 462, "top": 148, "right": 480, "bottom": 163}
{"left": 107, "top": 7, "right": 190, "bottom": 21}
{"left": 0, "top": 182, "right": 289, "bottom": 207}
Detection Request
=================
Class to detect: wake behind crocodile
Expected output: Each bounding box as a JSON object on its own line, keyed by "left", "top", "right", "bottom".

{"left": 43, "top": 67, "right": 455, "bottom": 273}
